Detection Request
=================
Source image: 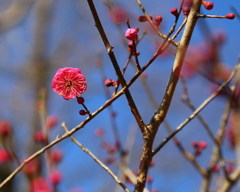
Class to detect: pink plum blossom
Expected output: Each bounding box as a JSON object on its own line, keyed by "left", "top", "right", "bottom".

{"left": 125, "top": 28, "right": 138, "bottom": 41}
{"left": 52, "top": 67, "right": 87, "bottom": 100}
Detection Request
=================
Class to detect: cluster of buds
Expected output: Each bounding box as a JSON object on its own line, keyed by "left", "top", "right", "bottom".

{"left": 48, "top": 149, "right": 63, "bottom": 186}
{"left": 49, "top": 149, "right": 63, "bottom": 186}
{"left": 77, "top": 96, "right": 90, "bottom": 116}
{"left": 192, "top": 140, "right": 207, "bottom": 157}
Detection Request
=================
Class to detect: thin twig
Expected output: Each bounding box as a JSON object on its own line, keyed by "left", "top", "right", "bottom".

{"left": 87, "top": 0, "right": 145, "bottom": 132}
{"left": 113, "top": 31, "right": 147, "bottom": 96}
{"left": 180, "top": 76, "right": 218, "bottom": 143}
{"left": 197, "top": 14, "right": 227, "bottom": 19}
{"left": 135, "top": 0, "right": 178, "bottom": 47}
{"left": 61, "top": 123, "right": 131, "bottom": 192}
{"left": 180, "top": 76, "right": 230, "bottom": 179}
{"left": 152, "top": 63, "right": 240, "bottom": 156}
{"left": 96, "top": 52, "right": 123, "bottom": 153}
{"left": 158, "top": 0, "right": 184, "bottom": 49}
{"left": 126, "top": 19, "right": 141, "bottom": 71}
{"left": 162, "top": 18, "right": 188, "bottom": 52}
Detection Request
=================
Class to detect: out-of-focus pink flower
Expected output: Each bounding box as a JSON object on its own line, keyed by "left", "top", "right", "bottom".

{"left": 0, "top": 148, "right": 10, "bottom": 163}
{"left": 147, "top": 175, "right": 153, "bottom": 183}
{"left": 46, "top": 115, "right": 58, "bottom": 129}
{"left": 125, "top": 28, "right": 138, "bottom": 41}
{"left": 24, "top": 158, "right": 40, "bottom": 176}
{"left": 94, "top": 128, "right": 104, "bottom": 137}
{"left": 34, "top": 130, "right": 46, "bottom": 144}
{"left": 109, "top": 6, "right": 127, "bottom": 24}
{"left": 30, "top": 177, "right": 51, "bottom": 192}
{"left": 49, "top": 170, "right": 62, "bottom": 185}
{"left": 149, "top": 160, "right": 155, "bottom": 167}
{"left": 49, "top": 149, "right": 63, "bottom": 164}
{"left": 199, "top": 141, "right": 207, "bottom": 149}
{"left": 212, "top": 164, "right": 220, "bottom": 172}
{"left": 52, "top": 67, "right": 87, "bottom": 100}
{"left": 227, "top": 163, "right": 234, "bottom": 173}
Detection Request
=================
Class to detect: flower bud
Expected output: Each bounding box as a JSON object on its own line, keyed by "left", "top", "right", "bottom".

{"left": 171, "top": 8, "right": 179, "bottom": 16}
{"left": 138, "top": 15, "right": 147, "bottom": 22}
{"left": 226, "top": 13, "right": 235, "bottom": 20}
{"left": 203, "top": 1, "right": 214, "bottom": 10}
{"left": 125, "top": 28, "right": 138, "bottom": 41}
{"left": 183, "top": 7, "right": 190, "bottom": 17}
{"left": 77, "top": 97, "right": 85, "bottom": 104}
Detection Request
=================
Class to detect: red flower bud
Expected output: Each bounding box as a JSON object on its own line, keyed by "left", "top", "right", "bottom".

{"left": 49, "top": 149, "right": 63, "bottom": 163}
{"left": 154, "top": 16, "right": 163, "bottom": 23}
{"left": 203, "top": 1, "right": 214, "bottom": 10}
{"left": 79, "top": 110, "right": 87, "bottom": 116}
{"left": 149, "top": 160, "right": 155, "bottom": 167}
{"left": 226, "top": 13, "right": 235, "bottom": 20}
{"left": 0, "top": 120, "right": 11, "bottom": 138}
{"left": 46, "top": 115, "right": 58, "bottom": 129}
{"left": 94, "top": 128, "right": 104, "bottom": 137}
{"left": 125, "top": 28, "right": 138, "bottom": 41}
{"left": 0, "top": 148, "right": 10, "bottom": 163}
{"left": 104, "top": 79, "right": 114, "bottom": 87}
{"left": 77, "top": 97, "right": 85, "bottom": 104}
{"left": 191, "top": 140, "right": 198, "bottom": 147}
{"left": 34, "top": 130, "right": 46, "bottom": 143}
{"left": 171, "top": 8, "right": 179, "bottom": 16}
{"left": 49, "top": 170, "right": 62, "bottom": 185}
{"left": 108, "top": 146, "right": 117, "bottom": 154}
{"left": 138, "top": 15, "right": 147, "bottom": 22}
{"left": 212, "top": 164, "right": 220, "bottom": 171}
{"left": 128, "top": 41, "right": 134, "bottom": 48}
{"left": 147, "top": 176, "right": 153, "bottom": 183}
{"left": 183, "top": 7, "right": 190, "bottom": 17}
{"left": 199, "top": 141, "right": 207, "bottom": 149}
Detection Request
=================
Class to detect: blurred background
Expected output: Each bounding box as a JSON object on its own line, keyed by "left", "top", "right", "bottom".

{"left": 0, "top": 0, "right": 240, "bottom": 191}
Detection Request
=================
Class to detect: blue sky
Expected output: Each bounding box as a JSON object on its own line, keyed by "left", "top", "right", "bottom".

{"left": 0, "top": 0, "right": 240, "bottom": 191}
